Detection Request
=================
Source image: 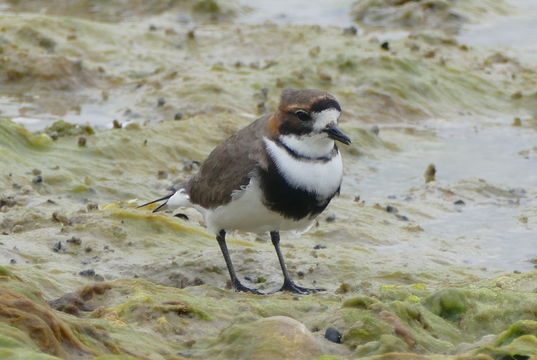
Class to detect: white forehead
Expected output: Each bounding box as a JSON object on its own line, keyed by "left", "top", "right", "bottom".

{"left": 312, "top": 108, "right": 340, "bottom": 130}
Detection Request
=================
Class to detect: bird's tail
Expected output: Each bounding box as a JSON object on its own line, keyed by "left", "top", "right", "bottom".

{"left": 137, "top": 193, "right": 174, "bottom": 213}
{"left": 138, "top": 188, "right": 191, "bottom": 213}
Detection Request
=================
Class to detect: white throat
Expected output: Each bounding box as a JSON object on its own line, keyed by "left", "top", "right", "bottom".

{"left": 279, "top": 108, "right": 341, "bottom": 158}
{"left": 280, "top": 133, "right": 334, "bottom": 158}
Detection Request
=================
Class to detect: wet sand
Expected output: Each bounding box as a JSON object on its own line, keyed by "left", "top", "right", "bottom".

{"left": 1, "top": 0, "right": 537, "bottom": 359}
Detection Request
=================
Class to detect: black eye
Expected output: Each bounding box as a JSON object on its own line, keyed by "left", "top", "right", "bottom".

{"left": 295, "top": 110, "right": 311, "bottom": 121}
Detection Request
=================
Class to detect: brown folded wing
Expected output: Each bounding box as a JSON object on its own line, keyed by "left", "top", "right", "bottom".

{"left": 186, "top": 115, "right": 271, "bottom": 209}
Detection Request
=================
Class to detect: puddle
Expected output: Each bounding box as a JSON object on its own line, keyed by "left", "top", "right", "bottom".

{"left": 237, "top": 0, "right": 355, "bottom": 26}
{"left": 352, "top": 122, "right": 537, "bottom": 198}
{"left": 343, "top": 120, "right": 537, "bottom": 273}
{"left": 459, "top": 0, "right": 537, "bottom": 59}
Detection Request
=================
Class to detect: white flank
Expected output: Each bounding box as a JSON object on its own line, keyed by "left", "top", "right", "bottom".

{"left": 263, "top": 138, "right": 343, "bottom": 199}
{"left": 204, "top": 178, "right": 315, "bottom": 234}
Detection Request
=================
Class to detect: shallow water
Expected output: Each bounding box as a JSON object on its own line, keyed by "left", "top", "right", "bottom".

{"left": 460, "top": 0, "right": 537, "bottom": 48}
{"left": 237, "top": 0, "right": 355, "bottom": 26}
{"left": 1, "top": 1, "right": 537, "bottom": 359}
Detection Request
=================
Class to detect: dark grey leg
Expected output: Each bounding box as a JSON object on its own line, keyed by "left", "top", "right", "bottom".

{"left": 216, "top": 230, "right": 262, "bottom": 295}
{"left": 270, "top": 231, "right": 325, "bottom": 294}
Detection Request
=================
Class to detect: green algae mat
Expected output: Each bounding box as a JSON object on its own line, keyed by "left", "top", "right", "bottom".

{"left": 1, "top": 0, "right": 537, "bottom": 359}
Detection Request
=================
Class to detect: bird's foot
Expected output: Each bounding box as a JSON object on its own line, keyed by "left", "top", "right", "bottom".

{"left": 278, "top": 280, "right": 325, "bottom": 295}
{"left": 232, "top": 280, "right": 264, "bottom": 295}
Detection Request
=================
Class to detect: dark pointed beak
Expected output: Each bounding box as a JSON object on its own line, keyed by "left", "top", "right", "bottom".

{"left": 323, "top": 124, "right": 351, "bottom": 145}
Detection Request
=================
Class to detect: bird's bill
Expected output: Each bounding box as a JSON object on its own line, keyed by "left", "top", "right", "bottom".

{"left": 322, "top": 124, "right": 351, "bottom": 145}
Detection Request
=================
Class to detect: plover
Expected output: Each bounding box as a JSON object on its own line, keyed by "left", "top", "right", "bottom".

{"left": 140, "top": 88, "right": 351, "bottom": 294}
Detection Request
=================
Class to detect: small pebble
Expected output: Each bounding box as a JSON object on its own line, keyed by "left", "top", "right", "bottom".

{"left": 79, "top": 269, "right": 95, "bottom": 277}
{"left": 424, "top": 164, "right": 436, "bottom": 183}
{"left": 32, "top": 169, "right": 42, "bottom": 176}
{"left": 325, "top": 214, "right": 336, "bottom": 223}
{"left": 10, "top": 259, "right": 16, "bottom": 264}
{"left": 32, "top": 175, "right": 43, "bottom": 184}
{"left": 52, "top": 241, "right": 63, "bottom": 252}
{"left": 157, "top": 98, "right": 166, "bottom": 107}
{"left": 0, "top": 196, "right": 16, "bottom": 208}
{"left": 313, "top": 244, "right": 327, "bottom": 250}
{"left": 52, "top": 211, "right": 70, "bottom": 225}
{"left": 84, "top": 246, "right": 92, "bottom": 253}
{"left": 67, "top": 236, "right": 82, "bottom": 245}
{"left": 396, "top": 214, "right": 409, "bottom": 221}
{"left": 343, "top": 26, "right": 358, "bottom": 36}
{"left": 157, "top": 170, "right": 168, "bottom": 179}
{"left": 174, "top": 112, "right": 184, "bottom": 120}
{"left": 336, "top": 283, "right": 351, "bottom": 294}
{"left": 386, "top": 205, "right": 398, "bottom": 214}
{"left": 370, "top": 125, "right": 380, "bottom": 135}
{"left": 381, "top": 41, "right": 390, "bottom": 51}
{"left": 12, "top": 224, "right": 23, "bottom": 233}
{"left": 454, "top": 199, "right": 465, "bottom": 205}
{"left": 113, "top": 119, "right": 122, "bottom": 129}
{"left": 87, "top": 203, "right": 99, "bottom": 211}
{"left": 78, "top": 136, "right": 87, "bottom": 147}
{"left": 325, "top": 327, "right": 342, "bottom": 344}
{"left": 149, "top": 24, "right": 157, "bottom": 31}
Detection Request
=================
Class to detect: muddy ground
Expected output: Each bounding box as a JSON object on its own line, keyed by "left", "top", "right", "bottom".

{"left": 0, "top": 0, "right": 536, "bottom": 359}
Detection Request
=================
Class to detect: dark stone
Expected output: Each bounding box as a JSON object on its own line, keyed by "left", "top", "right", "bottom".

{"left": 396, "top": 214, "right": 409, "bottom": 221}
{"left": 52, "top": 241, "right": 62, "bottom": 252}
{"left": 454, "top": 199, "right": 465, "bottom": 205}
{"left": 325, "top": 214, "right": 336, "bottom": 222}
{"left": 325, "top": 327, "right": 342, "bottom": 343}
{"left": 67, "top": 236, "right": 82, "bottom": 245}
{"left": 386, "top": 205, "right": 398, "bottom": 213}
{"left": 157, "top": 98, "right": 166, "bottom": 107}
{"left": 78, "top": 136, "right": 87, "bottom": 147}
{"left": 79, "top": 269, "right": 96, "bottom": 277}
{"left": 343, "top": 26, "right": 358, "bottom": 36}
{"left": 381, "top": 41, "right": 390, "bottom": 51}
{"left": 32, "top": 175, "right": 43, "bottom": 184}
{"left": 174, "top": 112, "right": 184, "bottom": 120}
{"left": 313, "top": 244, "right": 327, "bottom": 249}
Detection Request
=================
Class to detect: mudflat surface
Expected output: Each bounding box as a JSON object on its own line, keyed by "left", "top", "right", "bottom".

{"left": 0, "top": 1, "right": 536, "bottom": 359}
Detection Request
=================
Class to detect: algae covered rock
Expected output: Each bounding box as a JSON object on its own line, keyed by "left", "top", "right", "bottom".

{"left": 477, "top": 320, "right": 537, "bottom": 359}
{"left": 210, "top": 316, "right": 327, "bottom": 360}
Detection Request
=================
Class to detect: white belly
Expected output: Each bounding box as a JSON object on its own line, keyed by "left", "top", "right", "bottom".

{"left": 203, "top": 178, "right": 315, "bottom": 234}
